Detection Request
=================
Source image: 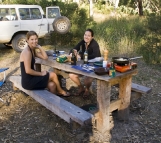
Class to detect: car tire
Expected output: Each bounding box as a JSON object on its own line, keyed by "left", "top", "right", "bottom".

{"left": 52, "top": 16, "right": 71, "bottom": 34}
{"left": 12, "top": 34, "right": 27, "bottom": 53}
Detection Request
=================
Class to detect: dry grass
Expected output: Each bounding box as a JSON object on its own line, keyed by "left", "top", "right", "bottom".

{"left": 0, "top": 44, "right": 161, "bottom": 142}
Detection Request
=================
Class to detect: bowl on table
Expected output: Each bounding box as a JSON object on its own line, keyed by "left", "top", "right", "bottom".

{"left": 59, "top": 51, "right": 65, "bottom": 55}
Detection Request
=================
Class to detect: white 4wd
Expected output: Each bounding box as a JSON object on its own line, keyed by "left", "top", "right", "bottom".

{"left": 0, "top": 5, "right": 71, "bottom": 52}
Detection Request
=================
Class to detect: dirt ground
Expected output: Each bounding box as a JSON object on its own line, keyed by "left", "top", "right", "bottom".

{"left": 0, "top": 44, "right": 161, "bottom": 143}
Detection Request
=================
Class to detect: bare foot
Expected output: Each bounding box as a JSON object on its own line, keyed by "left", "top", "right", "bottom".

{"left": 78, "top": 85, "right": 85, "bottom": 95}
{"left": 73, "top": 85, "right": 85, "bottom": 96}
{"left": 57, "top": 90, "right": 70, "bottom": 97}
{"left": 83, "top": 89, "right": 90, "bottom": 99}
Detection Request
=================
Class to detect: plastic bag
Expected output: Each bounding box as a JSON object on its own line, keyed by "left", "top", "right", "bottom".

{"left": 56, "top": 55, "right": 68, "bottom": 63}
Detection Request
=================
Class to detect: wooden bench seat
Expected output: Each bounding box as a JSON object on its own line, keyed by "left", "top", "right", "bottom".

{"left": 9, "top": 76, "right": 94, "bottom": 126}
{"left": 130, "top": 83, "right": 152, "bottom": 102}
{"left": 131, "top": 83, "right": 152, "bottom": 94}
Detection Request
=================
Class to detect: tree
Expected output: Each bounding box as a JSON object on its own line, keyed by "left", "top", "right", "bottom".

{"left": 138, "top": 0, "right": 143, "bottom": 16}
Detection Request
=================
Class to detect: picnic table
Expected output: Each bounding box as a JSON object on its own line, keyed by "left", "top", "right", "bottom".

{"left": 34, "top": 55, "right": 138, "bottom": 133}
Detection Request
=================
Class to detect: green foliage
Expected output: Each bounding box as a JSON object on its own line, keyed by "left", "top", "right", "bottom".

{"left": 4, "top": 0, "right": 38, "bottom": 4}
{"left": 95, "top": 0, "right": 106, "bottom": 10}
{"left": 91, "top": 16, "right": 146, "bottom": 57}
{"left": 39, "top": 1, "right": 94, "bottom": 46}
{"left": 119, "top": 0, "right": 134, "bottom": 7}
{"left": 139, "top": 15, "right": 161, "bottom": 64}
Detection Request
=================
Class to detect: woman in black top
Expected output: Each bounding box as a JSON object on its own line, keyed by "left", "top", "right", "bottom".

{"left": 20, "top": 31, "right": 70, "bottom": 96}
{"left": 72, "top": 38, "right": 101, "bottom": 60}
{"left": 69, "top": 29, "right": 101, "bottom": 98}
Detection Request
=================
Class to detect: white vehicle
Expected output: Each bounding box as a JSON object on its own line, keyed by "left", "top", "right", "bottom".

{"left": 0, "top": 5, "right": 71, "bottom": 52}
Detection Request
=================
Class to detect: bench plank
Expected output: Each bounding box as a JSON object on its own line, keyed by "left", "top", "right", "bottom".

{"left": 131, "top": 83, "right": 152, "bottom": 94}
{"left": 9, "top": 76, "right": 94, "bottom": 126}
{"left": 115, "top": 83, "right": 152, "bottom": 94}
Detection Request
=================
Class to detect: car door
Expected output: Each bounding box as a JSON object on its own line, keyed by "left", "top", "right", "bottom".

{"left": 0, "top": 8, "right": 20, "bottom": 43}
{"left": 18, "top": 7, "right": 48, "bottom": 38}
{"left": 46, "top": 7, "right": 61, "bottom": 32}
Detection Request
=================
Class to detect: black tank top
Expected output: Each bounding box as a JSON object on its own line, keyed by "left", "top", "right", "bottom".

{"left": 20, "top": 46, "right": 49, "bottom": 90}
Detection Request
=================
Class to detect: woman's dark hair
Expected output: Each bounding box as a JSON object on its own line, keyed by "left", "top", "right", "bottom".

{"left": 85, "top": 29, "right": 94, "bottom": 37}
{"left": 26, "top": 31, "right": 38, "bottom": 40}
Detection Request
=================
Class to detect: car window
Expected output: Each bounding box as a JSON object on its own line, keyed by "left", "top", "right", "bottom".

{"left": 0, "top": 8, "right": 17, "bottom": 21}
{"left": 19, "top": 8, "right": 41, "bottom": 20}
{"left": 48, "top": 8, "right": 60, "bottom": 18}
{"left": 30, "top": 8, "right": 42, "bottom": 19}
{"left": 19, "top": 8, "right": 30, "bottom": 20}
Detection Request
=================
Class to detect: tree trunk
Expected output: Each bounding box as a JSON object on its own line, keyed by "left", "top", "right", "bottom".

{"left": 138, "top": 0, "right": 143, "bottom": 16}
{"left": 114, "top": 0, "right": 120, "bottom": 9}
{"left": 89, "top": 0, "right": 93, "bottom": 18}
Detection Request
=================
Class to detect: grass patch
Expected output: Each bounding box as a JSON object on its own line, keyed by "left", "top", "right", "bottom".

{"left": 91, "top": 16, "right": 145, "bottom": 58}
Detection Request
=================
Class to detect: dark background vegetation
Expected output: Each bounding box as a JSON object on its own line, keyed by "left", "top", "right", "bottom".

{"left": 1, "top": 0, "right": 161, "bottom": 63}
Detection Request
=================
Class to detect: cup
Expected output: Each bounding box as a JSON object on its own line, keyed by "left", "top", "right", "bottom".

{"left": 77, "top": 57, "right": 82, "bottom": 66}
{"left": 103, "top": 60, "right": 107, "bottom": 68}
{"left": 59, "top": 51, "right": 65, "bottom": 55}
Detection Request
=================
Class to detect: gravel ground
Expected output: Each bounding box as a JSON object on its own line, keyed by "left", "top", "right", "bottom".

{"left": 0, "top": 44, "right": 161, "bottom": 143}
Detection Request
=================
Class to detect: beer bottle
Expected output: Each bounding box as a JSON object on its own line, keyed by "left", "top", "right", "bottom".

{"left": 71, "top": 49, "right": 77, "bottom": 65}
{"left": 83, "top": 49, "right": 88, "bottom": 64}
{"left": 109, "top": 62, "right": 115, "bottom": 77}
{"left": 78, "top": 45, "right": 83, "bottom": 60}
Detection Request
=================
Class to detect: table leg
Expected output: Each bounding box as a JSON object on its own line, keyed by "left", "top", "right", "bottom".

{"left": 96, "top": 80, "right": 111, "bottom": 133}
{"left": 118, "top": 76, "right": 132, "bottom": 120}
{"left": 35, "top": 63, "right": 41, "bottom": 72}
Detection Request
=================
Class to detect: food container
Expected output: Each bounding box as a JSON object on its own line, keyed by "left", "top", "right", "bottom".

{"left": 94, "top": 67, "right": 109, "bottom": 75}
{"left": 59, "top": 51, "right": 65, "bottom": 55}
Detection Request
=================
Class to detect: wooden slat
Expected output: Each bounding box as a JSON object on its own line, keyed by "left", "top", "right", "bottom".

{"left": 110, "top": 99, "right": 121, "bottom": 112}
{"left": 9, "top": 76, "right": 94, "bottom": 126}
{"left": 96, "top": 80, "right": 111, "bottom": 133}
{"left": 114, "top": 83, "right": 152, "bottom": 94}
{"left": 131, "top": 83, "right": 152, "bottom": 94}
{"left": 35, "top": 63, "right": 41, "bottom": 72}
{"left": 118, "top": 76, "right": 132, "bottom": 120}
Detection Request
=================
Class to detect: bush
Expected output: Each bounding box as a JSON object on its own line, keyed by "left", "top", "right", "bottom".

{"left": 139, "top": 14, "right": 161, "bottom": 64}
{"left": 91, "top": 16, "right": 146, "bottom": 57}
{"left": 48, "top": 2, "right": 93, "bottom": 46}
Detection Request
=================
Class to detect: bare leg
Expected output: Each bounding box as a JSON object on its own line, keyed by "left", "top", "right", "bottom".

{"left": 49, "top": 72, "right": 70, "bottom": 96}
{"left": 69, "top": 73, "right": 84, "bottom": 94}
{"left": 47, "top": 81, "right": 56, "bottom": 94}
{"left": 83, "top": 77, "right": 93, "bottom": 97}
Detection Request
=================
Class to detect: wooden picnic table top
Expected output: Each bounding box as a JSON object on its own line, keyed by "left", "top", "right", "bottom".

{"left": 35, "top": 56, "right": 138, "bottom": 85}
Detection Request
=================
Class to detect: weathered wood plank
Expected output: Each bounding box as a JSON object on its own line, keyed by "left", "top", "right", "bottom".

{"left": 54, "top": 69, "right": 69, "bottom": 79}
{"left": 96, "top": 80, "right": 111, "bottom": 133}
{"left": 35, "top": 57, "right": 138, "bottom": 83}
{"left": 115, "top": 82, "right": 151, "bottom": 94}
{"left": 131, "top": 83, "right": 152, "bottom": 94}
{"left": 110, "top": 99, "right": 121, "bottom": 112}
{"left": 9, "top": 76, "right": 94, "bottom": 126}
{"left": 35, "top": 63, "right": 41, "bottom": 72}
{"left": 118, "top": 76, "right": 132, "bottom": 120}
